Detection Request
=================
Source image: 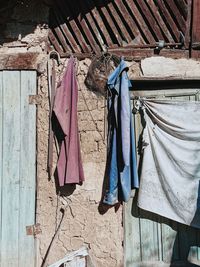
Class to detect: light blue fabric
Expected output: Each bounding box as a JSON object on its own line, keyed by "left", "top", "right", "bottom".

{"left": 103, "top": 60, "right": 139, "bottom": 205}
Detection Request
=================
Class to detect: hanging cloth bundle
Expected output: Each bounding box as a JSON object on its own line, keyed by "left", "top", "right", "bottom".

{"left": 103, "top": 59, "right": 139, "bottom": 205}
{"left": 53, "top": 56, "right": 85, "bottom": 186}
{"left": 85, "top": 53, "right": 120, "bottom": 95}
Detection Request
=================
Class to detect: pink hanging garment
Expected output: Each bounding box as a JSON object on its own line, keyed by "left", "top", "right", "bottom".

{"left": 53, "top": 57, "right": 85, "bottom": 186}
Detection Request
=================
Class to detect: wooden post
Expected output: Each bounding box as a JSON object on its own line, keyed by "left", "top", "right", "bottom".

{"left": 191, "top": 0, "right": 200, "bottom": 59}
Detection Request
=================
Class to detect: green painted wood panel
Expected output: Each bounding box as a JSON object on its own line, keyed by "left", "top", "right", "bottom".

{"left": 124, "top": 199, "right": 141, "bottom": 267}
{"left": 0, "top": 71, "right": 36, "bottom": 267}
{"left": 19, "top": 71, "right": 36, "bottom": 267}
{"left": 125, "top": 90, "right": 200, "bottom": 267}
{"left": 1, "top": 71, "right": 21, "bottom": 266}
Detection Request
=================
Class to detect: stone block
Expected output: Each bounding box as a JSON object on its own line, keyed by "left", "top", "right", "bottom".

{"left": 141, "top": 56, "right": 200, "bottom": 78}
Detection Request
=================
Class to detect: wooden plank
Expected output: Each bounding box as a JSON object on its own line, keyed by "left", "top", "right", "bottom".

{"left": 140, "top": 217, "right": 159, "bottom": 261}
{"left": 184, "top": 0, "right": 192, "bottom": 48}
{"left": 124, "top": 199, "right": 141, "bottom": 265}
{"left": 114, "top": 0, "right": 141, "bottom": 42}
{"left": 96, "top": 0, "right": 123, "bottom": 45}
{"left": 1, "top": 71, "right": 20, "bottom": 266}
{"left": 54, "top": 1, "right": 81, "bottom": 52}
{"left": 54, "top": 6, "right": 81, "bottom": 52}
{"left": 191, "top": 0, "right": 200, "bottom": 58}
{"left": 53, "top": 9, "right": 73, "bottom": 52}
{"left": 78, "top": 0, "right": 104, "bottom": 49}
{"left": 53, "top": 27, "right": 71, "bottom": 53}
{"left": 132, "top": 88, "right": 200, "bottom": 98}
{"left": 48, "top": 29, "right": 64, "bottom": 55}
{"left": 124, "top": 103, "right": 142, "bottom": 266}
{"left": 0, "top": 71, "right": 2, "bottom": 266}
{"left": 60, "top": 48, "right": 189, "bottom": 60}
{"left": 156, "top": 0, "right": 180, "bottom": 42}
{"left": 67, "top": 0, "right": 100, "bottom": 54}
{"left": 107, "top": 48, "right": 189, "bottom": 61}
{"left": 86, "top": 0, "right": 113, "bottom": 47}
{"left": 170, "top": 222, "right": 179, "bottom": 262}
{"left": 55, "top": 0, "right": 90, "bottom": 53}
{"left": 53, "top": 25, "right": 72, "bottom": 53}
{"left": 135, "top": 0, "right": 164, "bottom": 41}
{"left": 161, "top": 221, "right": 177, "bottom": 262}
{"left": 166, "top": 0, "right": 186, "bottom": 33}
{"left": 157, "top": 223, "right": 163, "bottom": 262}
{"left": 18, "top": 71, "right": 36, "bottom": 267}
{"left": 107, "top": 1, "right": 132, "bottom": 43}
{"left": 113, "top": 43, "right": 182, "bottom": 49}
{"left": 0, "top": 53, "right": 40, "bottom": 70}
{"left": 175, "top": 0, "right": 188, "bottom": 19}
{"left": 124, "top": 0, "right": 155, "bottom": 44}
{"left": 146, "top": 0, "right": 174, "bottom": 42}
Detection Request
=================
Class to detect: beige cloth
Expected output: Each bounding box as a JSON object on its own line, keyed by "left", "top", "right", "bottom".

{"left": 138, "top": 99, "right": 200, "bottom": 228}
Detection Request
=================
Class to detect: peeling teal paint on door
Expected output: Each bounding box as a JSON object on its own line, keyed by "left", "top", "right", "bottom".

{"left": 125, "top": 89, "right": 200, "bottom": 267}
{"left": 0, "top": 71, "right": 36, "bottom": 267}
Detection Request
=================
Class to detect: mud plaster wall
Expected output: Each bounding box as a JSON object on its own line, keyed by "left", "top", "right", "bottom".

{"left": 36, "top": 54, "right": 141, "bottom": 267}
{"left": 36, "top": 56, "right": 200, "bottom": 267}
{"left": 37, "top": 58, "right": 124, "bottom": 267}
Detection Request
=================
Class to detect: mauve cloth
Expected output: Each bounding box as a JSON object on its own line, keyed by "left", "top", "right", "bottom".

{"left": 53, "top": 57, "right": 85, "bottom": 186}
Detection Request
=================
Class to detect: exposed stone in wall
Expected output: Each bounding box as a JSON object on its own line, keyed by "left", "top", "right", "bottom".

{"left": 141, "top": 56, "right": 200, "bottom": 78}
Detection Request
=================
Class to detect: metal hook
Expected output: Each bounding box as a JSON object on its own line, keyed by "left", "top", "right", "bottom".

{"left": 48, "top": 50, "right": 61, "bottom": 65}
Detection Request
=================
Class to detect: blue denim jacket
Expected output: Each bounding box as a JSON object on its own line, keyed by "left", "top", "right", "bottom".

{"left": 103, "top": 60, "right": 139, "bottom": 205}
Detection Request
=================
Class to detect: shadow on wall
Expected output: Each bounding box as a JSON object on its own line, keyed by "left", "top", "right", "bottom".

{"left": 130, "top": 193, "right": 200, "bottom": 267}
{"left": 0, "top": 0, "right": 49, "bottom": 44}
{"left": 170, "top": 230, "right": 200, "bottom": 267}
{"left": 169, "top": 181, "right": 200, "bottom": 267}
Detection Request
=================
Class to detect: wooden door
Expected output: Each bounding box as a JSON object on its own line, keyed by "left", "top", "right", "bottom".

{"left": 125, "top": 86, "right": 200, "bottom": 267}
{"left": 0, "top": 71, "right": 37, "bottom": 267}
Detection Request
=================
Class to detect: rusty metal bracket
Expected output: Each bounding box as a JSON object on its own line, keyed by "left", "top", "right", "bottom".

{"left": 192, "top": 42, "right": 200, "bottom": 50}
{"left": 26, "top": 223, "right": 42, "bottom": 236}
{"left": 155, "top": 40, "right": 165, "bottom": 50}
{"left": 29, "top": 94, "right": 42, "bottom": 105}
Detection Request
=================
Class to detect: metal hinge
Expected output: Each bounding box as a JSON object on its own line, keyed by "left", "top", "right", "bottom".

{"left": 26, "top": 223, "right": 42, "bottom": 236}
{"left": 29, "top": 94, "right": 42, "bottom": 105}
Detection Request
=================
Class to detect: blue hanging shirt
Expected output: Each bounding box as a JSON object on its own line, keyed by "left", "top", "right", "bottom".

{"left": 103, "top": 60, "right": 139, "bottom": 205}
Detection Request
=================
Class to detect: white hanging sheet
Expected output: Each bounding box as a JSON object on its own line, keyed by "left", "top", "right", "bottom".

{"left": 138, "top": 99, "right": 200, "bottom": 228}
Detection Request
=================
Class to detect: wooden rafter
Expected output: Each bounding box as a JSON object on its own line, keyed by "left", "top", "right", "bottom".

{"left": 48, "top": 0, "right": 193, "bottom": 59}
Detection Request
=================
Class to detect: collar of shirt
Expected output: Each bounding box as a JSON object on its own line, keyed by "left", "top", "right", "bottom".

{"left": 107, "top": 59, "right": 131, "bottom": 94}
